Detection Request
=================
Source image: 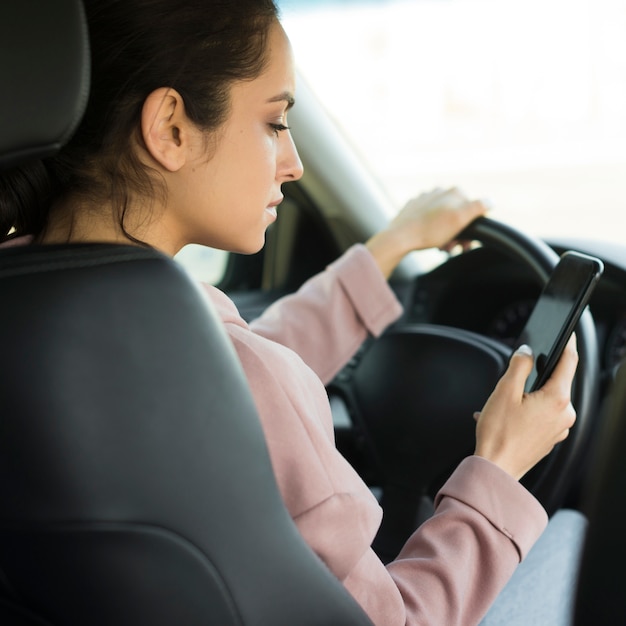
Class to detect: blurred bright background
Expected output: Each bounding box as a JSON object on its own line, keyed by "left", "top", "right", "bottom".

{"left": 280, "top": 0, "right": 626, "bottom": 243}
{"left": 177, "top": 0, "right": 626, "bottom": 281}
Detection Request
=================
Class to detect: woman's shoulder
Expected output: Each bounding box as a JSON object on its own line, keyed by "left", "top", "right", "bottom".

{"left": 198, "top": 282, "right": 249, "bottom": 329}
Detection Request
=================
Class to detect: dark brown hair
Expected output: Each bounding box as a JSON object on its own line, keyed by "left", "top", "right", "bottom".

{"left": 0, "top": 0, "right": 279, "bottom": 241}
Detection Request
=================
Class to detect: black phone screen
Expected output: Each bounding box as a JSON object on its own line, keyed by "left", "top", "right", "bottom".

{"left": 515, "top": 251, "right": 603, "bottom": 392}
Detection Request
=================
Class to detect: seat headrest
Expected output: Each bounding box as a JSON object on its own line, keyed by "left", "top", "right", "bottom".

{"left": 0, "top": 0, "right": 90, "bottom": 170}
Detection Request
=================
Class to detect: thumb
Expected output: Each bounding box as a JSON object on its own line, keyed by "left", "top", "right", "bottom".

{"left": 505, "top": 344, "right": 534, "bottom": 390}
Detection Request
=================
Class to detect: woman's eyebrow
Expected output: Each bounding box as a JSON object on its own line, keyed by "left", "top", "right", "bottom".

{"left": 266, "top": 91, "right": 295, "bottom": 109}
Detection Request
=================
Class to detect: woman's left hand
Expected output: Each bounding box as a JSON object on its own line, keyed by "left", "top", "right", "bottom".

{"left": 365, "top": 187, "right": 490, "bottom": 278}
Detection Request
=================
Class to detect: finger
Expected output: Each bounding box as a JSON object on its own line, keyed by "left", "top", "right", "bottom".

{"left": 505, "top": 344, "right": 535, "bottom": 390}
{"left": 441, "top": 200, "right": 487, "bottom": 244}
{"left": 448, "top": 186, "right": 468, "bottom": 201}
{"left": 445, "top": 239, "right": 479, "bottom": 253}
{"left": 467, "top": 199, "right": 489, "bottom": 220}
{"left": 478, "top": 197, "right": 494, "bottom": 213}
{"left": 541, "top": 336, "right": 579, "bottom": 395}
{"left": 429, "top": 186, "right": 466, "bottom": 210}
{"left": 441, "top": 187, "right": 470, "bottom": 209}
{"left": 440, "top": 240, "right": 462, "bottom": 253}
{"left": 420, "top": 187, "right": 444, "bottom": 204}
{"left": 456, "top": 198, "right": 488, "bottom": 228}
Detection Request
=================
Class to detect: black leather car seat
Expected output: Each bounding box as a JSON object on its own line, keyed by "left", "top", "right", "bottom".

{"left": 0, "top": 0, "right": 89, "bottom": 169}
{"left": 0, "top": 1, "right": 373, "bottom": 624}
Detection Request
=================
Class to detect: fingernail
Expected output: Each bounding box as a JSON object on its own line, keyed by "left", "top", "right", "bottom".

{"left": 515, "top": 344, "right": 533, "bottom": 356}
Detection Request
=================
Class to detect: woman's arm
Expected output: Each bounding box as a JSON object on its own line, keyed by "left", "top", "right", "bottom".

{"left": 250, "top": 187, "right": 488, "bottom": 383}
{"left": 250, "top": 244, "right": 402, "bottom": 384}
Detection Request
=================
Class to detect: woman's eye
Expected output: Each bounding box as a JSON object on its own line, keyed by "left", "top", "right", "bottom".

{"left": 269, "top": 123, "right": 291, "bottom": 136}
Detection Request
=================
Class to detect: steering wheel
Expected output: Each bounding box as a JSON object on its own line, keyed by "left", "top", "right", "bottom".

{"left": 330, "top": 217, "right": 600, "bottom": 563}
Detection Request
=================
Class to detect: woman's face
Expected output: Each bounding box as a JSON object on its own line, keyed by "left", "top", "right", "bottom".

{"left": 170, "top": 20, "right": 303, "bottom": 254}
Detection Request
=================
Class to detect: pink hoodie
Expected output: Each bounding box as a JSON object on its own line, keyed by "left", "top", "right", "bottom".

{"left": 203, "top": 244, "right": 547, "bottom": 626}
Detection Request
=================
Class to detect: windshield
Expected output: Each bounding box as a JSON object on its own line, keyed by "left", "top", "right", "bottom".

{"left": 281, "top": 0, "right": 626, "bottom": 245}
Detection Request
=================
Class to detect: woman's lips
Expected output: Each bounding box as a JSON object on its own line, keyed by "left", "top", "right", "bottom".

{"left": 265, "top": 196, "right": 283, "bottom": 220}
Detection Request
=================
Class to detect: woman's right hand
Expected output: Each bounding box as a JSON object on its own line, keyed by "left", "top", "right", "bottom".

{"left": 473, "top": 338, "right": 578, "bottom": 481}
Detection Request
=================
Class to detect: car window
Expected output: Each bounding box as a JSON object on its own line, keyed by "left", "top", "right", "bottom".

{"left": 175, "top": 244, "right": 229, "bottom": 284}
{"left": 281, "top": 0, "right": 626, "bottom": 245}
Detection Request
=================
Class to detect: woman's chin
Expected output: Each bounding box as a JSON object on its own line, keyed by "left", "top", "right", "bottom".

{"left": 233, "top": 234, "right": 267, "bottom": 256}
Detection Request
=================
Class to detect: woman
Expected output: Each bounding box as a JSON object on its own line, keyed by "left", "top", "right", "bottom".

{"left": 0, "top": 1, "right": 581, "bottom": 624}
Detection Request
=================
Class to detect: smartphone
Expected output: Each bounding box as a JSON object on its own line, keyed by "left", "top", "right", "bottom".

{"left": 514, "top": 251, "right": 603, "bottom": 392}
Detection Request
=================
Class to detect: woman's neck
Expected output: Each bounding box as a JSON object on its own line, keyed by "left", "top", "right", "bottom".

{"left": 38, "top": 195, "right": 180, "bottom": 256}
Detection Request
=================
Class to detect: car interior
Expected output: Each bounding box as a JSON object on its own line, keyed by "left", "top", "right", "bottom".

{"left": 1, "top": 0, "right": 626, "bottom": 624}
{"left": 0, "top": 1, "right": 373, "bottom": 624}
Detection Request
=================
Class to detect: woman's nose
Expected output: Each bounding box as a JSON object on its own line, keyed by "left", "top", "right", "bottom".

{"left": 279, "top": 131, "right": 304, "bottom": 182}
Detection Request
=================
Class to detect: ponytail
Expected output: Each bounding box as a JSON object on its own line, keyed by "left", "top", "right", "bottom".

{"left": 0, "top": 160, "right": 56, "bottom": 240}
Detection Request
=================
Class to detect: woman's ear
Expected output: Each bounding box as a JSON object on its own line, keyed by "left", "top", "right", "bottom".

{"left": 141, "top": 88, "right": 189, "bottom": 172}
